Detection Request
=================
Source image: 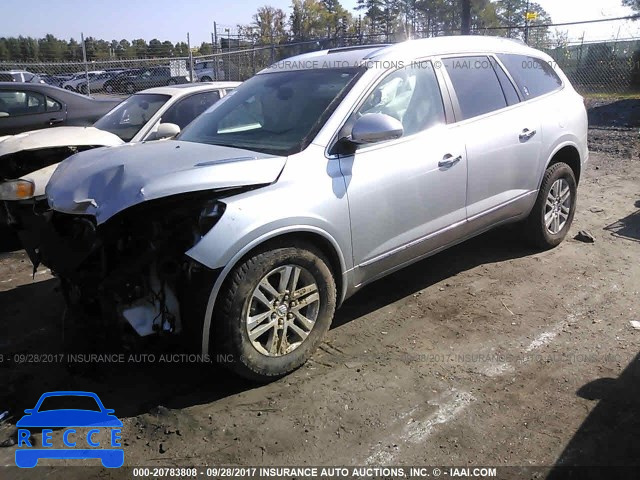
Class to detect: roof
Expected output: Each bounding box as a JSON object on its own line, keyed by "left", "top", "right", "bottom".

{"left": 139, "top": 81, "right": 241, "bottom": 96}
{"left": 261, "top": 36, "right": 543, "bottom": 73}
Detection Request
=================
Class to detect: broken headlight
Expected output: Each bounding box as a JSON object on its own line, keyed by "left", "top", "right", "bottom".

{"left": 0, "top": 179, "right": 35, "bottom": 200}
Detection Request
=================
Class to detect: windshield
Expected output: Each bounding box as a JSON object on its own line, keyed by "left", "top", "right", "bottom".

{"left": 179, "top": 68, "right": 361, "bottom": 156}
{"left": 93, "top": 93, "right": 169, "bottom": 142}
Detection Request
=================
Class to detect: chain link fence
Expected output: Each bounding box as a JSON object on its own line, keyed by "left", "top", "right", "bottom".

{"left": 2, "top": 34, "right": 640, "bottom": 97}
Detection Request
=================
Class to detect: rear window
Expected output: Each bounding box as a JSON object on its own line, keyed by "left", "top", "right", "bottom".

{"left": 497, "top": 54, "right": 562, "bottom": 100}
{"left": 443, "top": 56, "right": 507, "bottom": 120}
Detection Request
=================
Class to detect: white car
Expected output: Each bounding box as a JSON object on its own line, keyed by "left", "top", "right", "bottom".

{"left": 61, "top": 71, "right": 105, "bottom": 92}
{"left": 0, "top": 82, "right": 240, "bottom": 202}
{"left": 194, "top": 60, "right": 225, "bottom": 81}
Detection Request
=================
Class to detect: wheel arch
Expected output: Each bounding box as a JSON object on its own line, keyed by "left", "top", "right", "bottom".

{"left": 544, "top": 143, "right": 582, "bottom": 185}
{"left": 197, "top": 226, "right": 348, "bottom": 355}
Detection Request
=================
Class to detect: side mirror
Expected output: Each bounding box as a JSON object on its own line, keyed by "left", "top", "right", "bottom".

{"left": 151, "top": 122, "right": 180, "bottom": 140}
{"left": 350, "top": 113, "right": 403, "bottom": 145}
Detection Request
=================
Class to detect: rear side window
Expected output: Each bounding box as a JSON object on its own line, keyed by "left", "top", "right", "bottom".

{"left": 497, "top": 54, "right": 562, "bottom": 100}
{"left": 443, "top": 56, "right": 507, "bottom": 120}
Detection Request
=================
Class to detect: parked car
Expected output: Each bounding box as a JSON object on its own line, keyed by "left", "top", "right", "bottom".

{"left": 102, "top": 69, "right": 143, "bottom": 94}
{"left": 0, "top": 71, "right": 44, "bottom": 83}
{"left": 24, "top": 37, "right": 587, "bottom": 381}
{"left": 61, "top": 71, "right": 105, "bottom": 91}
{"left": 1, "top": 83, "right": 239, "bottom": 252}
{"left": 37, "top": 74, "right": 63, "bottom": 87}
{"left": 119, "top": 67, "right": 191, "bottom": 94}
{"left": 194, "top": 60, "right": 225, "bottom": 81}
{"left": 0, "top": 83, "right": 121, "bottom": 136}
{"left": 77, "top": 71, "right": 124, "bottom": 94}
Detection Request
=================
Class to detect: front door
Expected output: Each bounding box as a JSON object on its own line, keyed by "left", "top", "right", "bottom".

{"left": 339, "top": 61, "right": 467, "bottom": 286}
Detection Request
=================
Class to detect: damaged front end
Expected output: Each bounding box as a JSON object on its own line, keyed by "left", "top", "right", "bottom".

{"left": 37, "top": 191, "right": 230, "bottom": 346}
{"left": 23, "top": 139, "right": 286, "bottom": 348}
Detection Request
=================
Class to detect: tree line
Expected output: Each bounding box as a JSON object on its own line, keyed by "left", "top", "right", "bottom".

{"left": 0, "top": 0, "right": 557, "bottom": 62}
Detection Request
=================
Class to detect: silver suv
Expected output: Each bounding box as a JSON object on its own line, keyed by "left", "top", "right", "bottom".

{"left": 34, "top": 37, "right": 587, "bottom": 381}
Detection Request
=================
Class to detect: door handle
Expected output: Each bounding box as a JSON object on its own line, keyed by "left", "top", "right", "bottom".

{"left": 48, "top": 118, "right": 64, "bottom": 126}
{"left": 439, "top": 154, "right": 462, "bottom": 169}
{"left": 519, "top": 128, "right": 536, "bottom": 141}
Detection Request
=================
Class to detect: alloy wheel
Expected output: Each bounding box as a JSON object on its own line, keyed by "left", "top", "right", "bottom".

{"left": 245, "top": 265, "right": 320, "bottom": 357}
{"left": 545, "top": 178, "right": 571, "bottom": 235}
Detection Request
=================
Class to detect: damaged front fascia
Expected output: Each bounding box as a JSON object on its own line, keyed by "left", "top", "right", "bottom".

{"left": 24, "top": 187, "right": 256, "bottom": 340}
{"left": 25, "top": 184, "right": 258, "bottom": 284}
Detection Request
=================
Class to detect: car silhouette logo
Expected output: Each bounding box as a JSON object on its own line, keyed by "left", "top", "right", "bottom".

{"left": 15, "top": 391, "right": 123, "bottom": 468}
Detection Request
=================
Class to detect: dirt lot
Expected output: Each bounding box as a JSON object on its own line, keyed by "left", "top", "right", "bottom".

{"left": 0, "top": 100, "right": 639, "bottom": 478}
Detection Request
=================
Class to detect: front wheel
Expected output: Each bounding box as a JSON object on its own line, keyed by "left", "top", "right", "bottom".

{"left": 523, "top": 162, "right": 577, "bottom": 249}
{"left": 213, "top": 244, "right": 336, "bottom": 381}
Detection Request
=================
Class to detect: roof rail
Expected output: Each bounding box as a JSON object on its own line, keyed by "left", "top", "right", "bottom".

{"left": 326, "top": 44, "right": 391, "bottom": 54}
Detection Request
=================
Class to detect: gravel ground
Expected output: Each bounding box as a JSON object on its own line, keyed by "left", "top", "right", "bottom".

{"left": 0, "top": 100, "right": 638, "bottom": 478}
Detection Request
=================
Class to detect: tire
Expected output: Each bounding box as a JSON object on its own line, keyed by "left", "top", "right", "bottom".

{"left": 201, "top": 76, "right": 212, "bottom": 82}
{"left": 80, "top": 85, "right": 87, "bottom": 94}
{"left": 213, "top": 243, "right": 336, "bottom": 382}
{"left": 125, "top": 83, "right": 135, "bottom": 94}
{"left": 523, "top": 162, "right": 577, "bottom": 249}
{"left": 105, "top": 84, "right": 113, "bottom": 93}
{"left": 64, "top": 85, "right": 73, "bottom": 90}
{"left": 167, "top": 79, "right": 178, "bottom": 85}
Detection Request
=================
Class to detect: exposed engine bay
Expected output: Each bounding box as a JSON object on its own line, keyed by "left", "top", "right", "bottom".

{"left": 14, "top": 190, "right": 235, "bottom": 347}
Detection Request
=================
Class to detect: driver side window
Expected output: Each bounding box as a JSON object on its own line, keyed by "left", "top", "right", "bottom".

{"left": 354, "top": 61, "right": 445, "bottom": 137}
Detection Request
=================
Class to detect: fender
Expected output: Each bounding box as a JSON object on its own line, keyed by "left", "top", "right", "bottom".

{"left": 537, "top": 137, "right": 584, "bottom": 191}
{"left": 195, "top": 225, "right": 349, "bottom": 355}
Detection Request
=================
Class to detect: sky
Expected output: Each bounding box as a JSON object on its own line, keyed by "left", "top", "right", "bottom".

{"left": 0, "top": 0, "right": 638, "bottom": 45}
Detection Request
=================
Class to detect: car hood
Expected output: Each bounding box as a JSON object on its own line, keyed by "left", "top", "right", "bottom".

{"left": 0, "top": 127, "right": 123, "bottom": 157}
{"left": 47, "top": 140, "right": 286, "bottom": 224}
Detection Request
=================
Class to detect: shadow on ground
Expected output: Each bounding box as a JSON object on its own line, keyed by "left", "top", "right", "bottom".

{"left": 547, "top": 352, "right": 640, "bottom": 480}
{"left": 0, "top": 226, "right": 534, "bottom": 424}
{"left": 604, "top": 200, "right": 640, "bottom": 243}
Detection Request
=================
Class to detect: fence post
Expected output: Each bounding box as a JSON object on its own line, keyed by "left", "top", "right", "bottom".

{"left": 187, "top": 32, "right": 195, "bottom": 83}
{"left": 213, "top": 22, "right": 218, "bottom": 80}
{"left": 81, "top": 32, "right": 90, "bottom": 96}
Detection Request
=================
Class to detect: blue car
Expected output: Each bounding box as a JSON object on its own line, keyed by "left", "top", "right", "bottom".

{"left": 16, "top": 391, "right": 123, "bottom": 468}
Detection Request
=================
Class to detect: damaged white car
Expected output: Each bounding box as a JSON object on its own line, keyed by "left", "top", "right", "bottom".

{"left": 1, "top": 83, "right": 239, "bottom": 250}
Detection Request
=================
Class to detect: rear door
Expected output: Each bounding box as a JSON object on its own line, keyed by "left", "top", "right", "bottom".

{"left": 0, "top": 89, "right": 67, "bottom": 135}
{"left": 441, "top": 55, "right": 542, "bottom": 226}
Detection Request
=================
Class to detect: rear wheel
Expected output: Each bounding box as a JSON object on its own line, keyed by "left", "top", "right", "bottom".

{"left": 523, "top": 162, "right": 577, "bottom": 249}
{"left": 105, "top": 84, "right": 113, "bottom": 93}
{"left": 167, "top": 78, "right": 178, "bottom": 85}
{"left": 213, "top": 244, "right": 336, "bottom": 382}
{"left": 125, "top": 83, "right": 135, "bottom": 94}
{"left": 201, "top": 76, "right": 212, "bottom": 82}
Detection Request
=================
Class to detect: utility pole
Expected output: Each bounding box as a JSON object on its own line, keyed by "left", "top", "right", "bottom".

{"left": 81, "top": 32, "right": 90, "bottom": 96}
{"left": 461, "top": 0, "right": 471, "bottom": 35}
{"left": 524, "top": 0, "right": 530, "bottom": 44}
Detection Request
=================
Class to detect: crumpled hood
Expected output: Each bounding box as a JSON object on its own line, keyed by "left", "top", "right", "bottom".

{"left": 0, "top": 126, "right": 123, "bottom": 157}
{"left": 46, "top": 140, "right": 285, "bottom": 224}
